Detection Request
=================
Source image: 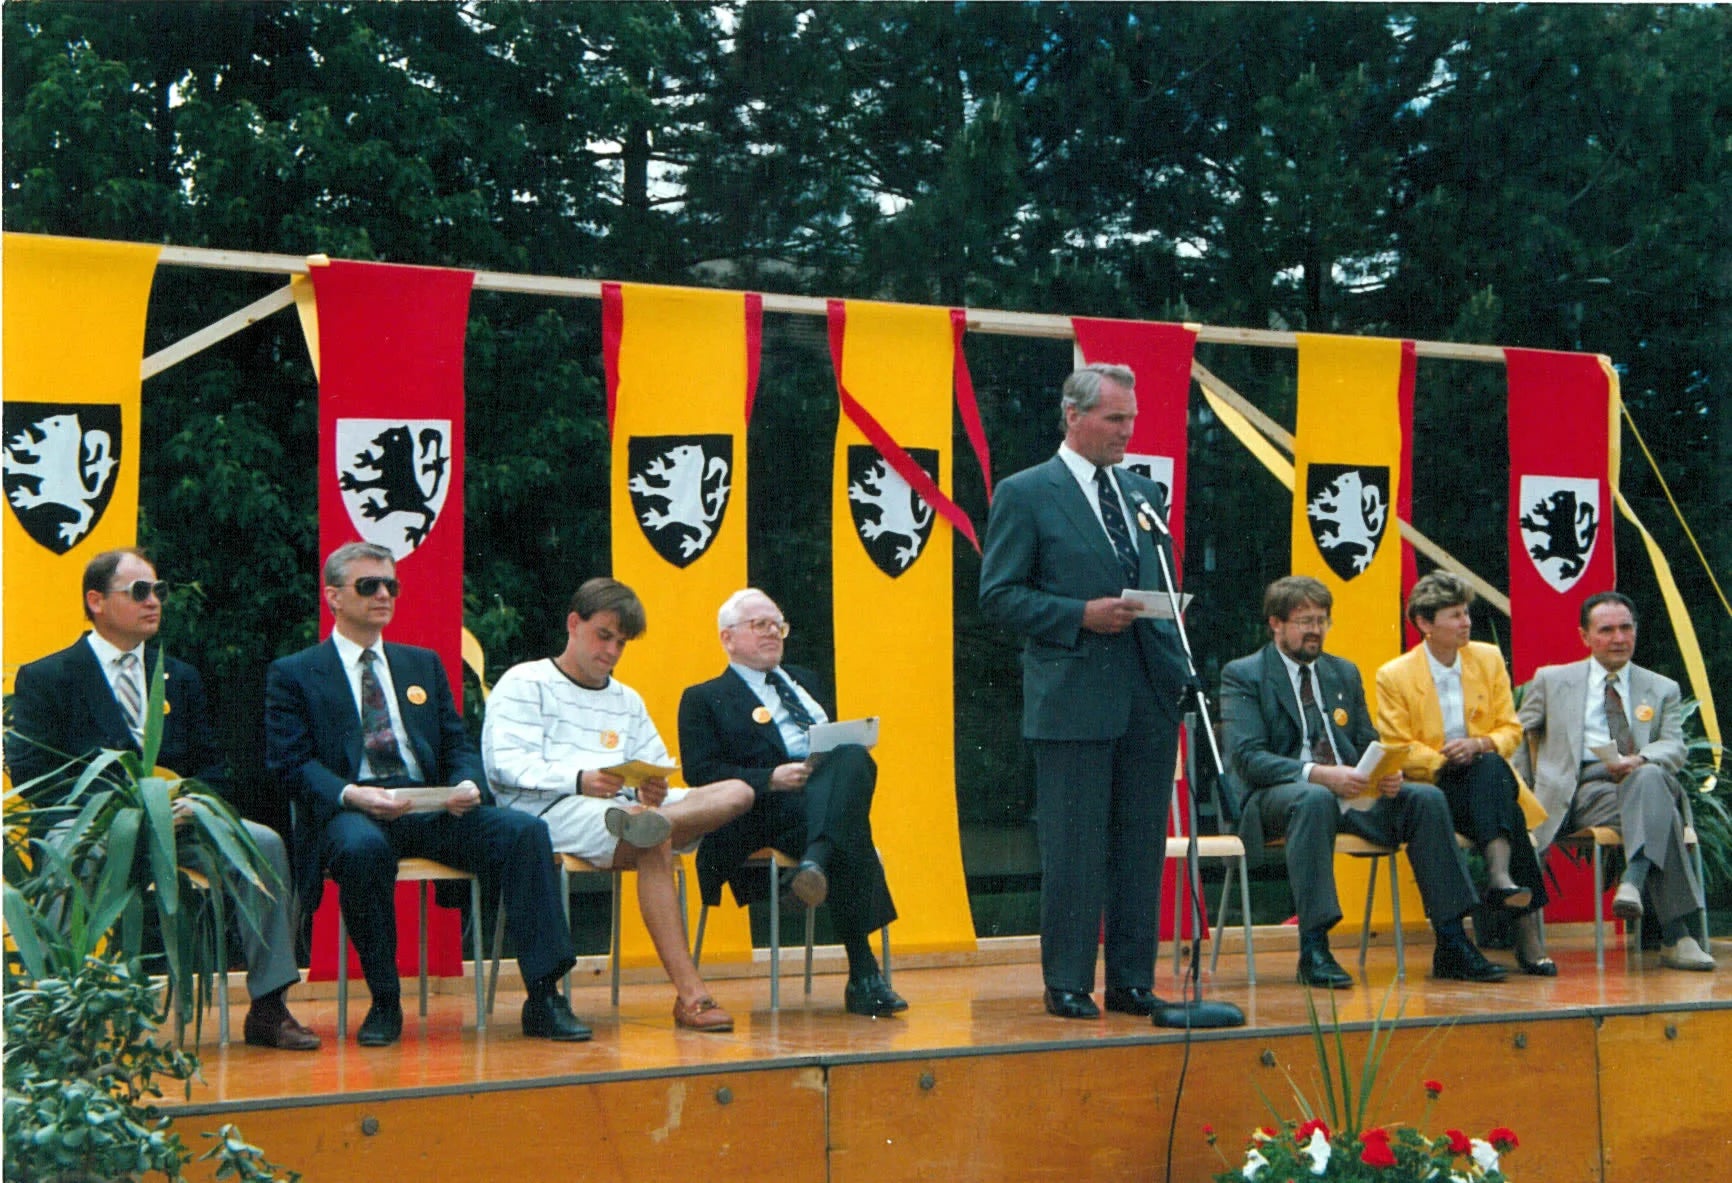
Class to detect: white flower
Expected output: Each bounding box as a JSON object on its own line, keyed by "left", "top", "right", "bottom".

{"left": 1471, "top": 1138, "right": 1501, "bottom": 1173}
{"left": 1303, "top": 1127, "right": 1332, "bottom": 1175}
{"left": 1241, "top": 1148, "right": 1269, "bottom": 1180}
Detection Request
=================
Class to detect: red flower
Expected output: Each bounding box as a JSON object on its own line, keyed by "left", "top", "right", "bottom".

{"left": 1296, "top": 1118, "right": 1331, "bottom": 1142}
{"left": 1445, "top": 1129, "right": 1472, "bottom": 1155}
{"left": 1359, "top": 1130, "right": 1397, "bottom": 1169}
{"left": 1360, "top": 1127, "right": 1391, "bottom": 1143}
{"left": 1423, "top": 1079, "right": 1444, "bottom": 1098}
{"left": 1488, "top": 1126, "right": 1520, "bottom": 1151}
{"left": 1201, "top": 1124, "right": 1216, "bottom": 1143}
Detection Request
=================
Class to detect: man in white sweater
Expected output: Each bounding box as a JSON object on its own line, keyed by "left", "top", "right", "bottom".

{"left": 482, "top": 578, "right": 754, "bottom": 1030}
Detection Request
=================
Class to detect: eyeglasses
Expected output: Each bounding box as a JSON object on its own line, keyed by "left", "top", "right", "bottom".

{"left": 108, "top": 579, "right": 168, "bottom": 603}
{"left": 734, "top": 616, "right": 790, "bottom": 639}
{"left": 340, "top": 576, "right": 401, "bottom": 598}
{"left": 1287, "top": 614, "right": 1332, "bottom": 630}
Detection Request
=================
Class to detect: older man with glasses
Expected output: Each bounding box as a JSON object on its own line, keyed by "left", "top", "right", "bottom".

{"left": 7, "top": 548, "right": 318, "bottom": 1050}
{"left": 677, "top": 588, "right": 905, "bottom": 1017}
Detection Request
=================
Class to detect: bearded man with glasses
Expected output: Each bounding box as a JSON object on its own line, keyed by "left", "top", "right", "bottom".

{"left": 7, "top": 548, "right": 319, "bottom": 1050}
{"left": 677, "top": 587, "right": 905, "bottom": 1017}
{"left": 265, "top": 542, "right": 584, "bottom": 1046}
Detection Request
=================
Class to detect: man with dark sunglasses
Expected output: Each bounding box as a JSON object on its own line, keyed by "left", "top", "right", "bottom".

{"left": 7, "top": 548, "right": 319, "bottom": 1050}
{"left": 264, "top": 541, "right": 583, "bottom": 1046}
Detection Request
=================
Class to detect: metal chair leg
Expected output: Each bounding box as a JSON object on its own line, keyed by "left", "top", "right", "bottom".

{"left": 1593, "top": 844, "right": 1606, "bottom": 970}
{"left": 1359, "top": 857, "right": 1380, "bottom": 970}
{"left": 470, "top": 879, "right": 485, "bottom": 1032}
{"left": 486, "top": 895, "right": 507, "bottom": 1017}
{"left": 804, "top": 904, "right": 816, "bottom": 996}
{"left": 418, "top": 881, "right": 431, "bottom": 1018}
{"left": 767, "top": 859, "right": 781, "bottom": 1011}
{"left": 1388, "top": 856, "right": 1405, "bottom": 981}
{"left": 609, "top": 871, "right": 623, "bottom": 1007}
{"left": 881, "top": 924, "right": 891, "bottom": 986}
{"left": 337, "top": 908, "right": 349, "bottom": 1038}
{"left": 561, "top": 865, "right": 574, "bottom": 1004}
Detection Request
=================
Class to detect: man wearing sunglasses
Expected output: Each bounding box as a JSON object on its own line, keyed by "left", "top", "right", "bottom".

{"left": 7, "top": 548, "right": 319, "bottom": 1051}
{"left": 677, "top": 588, "right": 905, "bottom": 1017}
{"left": 264, "top": 542, "right": 583, "bottom": 1046}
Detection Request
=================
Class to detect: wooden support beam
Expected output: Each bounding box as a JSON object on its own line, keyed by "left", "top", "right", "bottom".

{"left": 140, "top": 285, "right": 296, "bottom": 380}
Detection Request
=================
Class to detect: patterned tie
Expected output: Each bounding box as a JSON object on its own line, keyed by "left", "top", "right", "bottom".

{"left": 1297, "top": 664, "right": 1337, "bottom": 765}
{"left": 1604, "top": 673, "right": 1636, "bottom": 757}
{"left": 768, "top": 670, "right": 816, "bottom": 730}
{"left": 1094, "top": 467, "right": 1141, "bottom": 585}
{"left": 358, "top": 650, "right": 407, "bottom": 780}
{"left": 114, "top": 652, "right": 144, "bottom": 734}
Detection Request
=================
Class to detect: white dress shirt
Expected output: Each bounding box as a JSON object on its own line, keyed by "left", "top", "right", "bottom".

{"left": 330, "top": 630, "right": 426, "bottom": 784}
{"left": 730, "top": 662, "right": 829, "bottom": 760}
{"left": 86, "top": 631, "right": 146, "bottom": 744}
{"left": 1425, "top": 647, "right": 1468, "bottom": 742}
{"left": 1582, "top": 659, "right": 1633, "bottom": 760}
{"left": 1056, "top": 443, "right": 1136, "bottom": 545}
{"left": 1276, "top": 647, "right": 1339, "bottom": 783}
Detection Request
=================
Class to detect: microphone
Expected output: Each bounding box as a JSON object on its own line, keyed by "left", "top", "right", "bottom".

{"left": 1128, "top": 490, "right": 1170, "bottom": 537}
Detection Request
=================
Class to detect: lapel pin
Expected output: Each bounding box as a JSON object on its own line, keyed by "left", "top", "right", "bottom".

{"left": 406, "top": 685, "right": 428, "bottom": 705}
{"left": 1332, "top": 708, "right": 1349, "bottom": 727}
{"left": 751, "top": 706, "right": 772, "bottom": 725}
{"left": 1635, "top": 704, "right": 1655, "bottom": 723}
{"left": 162, "top": 701, "right": 172, "bottom": 715}
{"left": 599, "top": 729, "right": 621, "bottom": 750}
{"left": 1136, "top": 512, "right": 1152, "bottom": 532}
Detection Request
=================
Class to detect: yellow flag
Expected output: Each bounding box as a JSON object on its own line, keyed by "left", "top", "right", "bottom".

{"left": 3, "top": 234, "right": 160, "bottom": 690}
{"left": 830, "top": 300, "right": 976, "bottom": 955}
{"left": 608, "top": 282, "right": 756, "bottom": 963}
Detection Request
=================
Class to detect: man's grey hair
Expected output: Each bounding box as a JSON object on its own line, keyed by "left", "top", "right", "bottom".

{"left": 718, "top": 587, "right": 774, "bottom": 630}
{"left": 324, "top": 541, "right": 395, "bottom": 587}
{"left": 1060, "top": 362, "right": 1137, "bottom": 425}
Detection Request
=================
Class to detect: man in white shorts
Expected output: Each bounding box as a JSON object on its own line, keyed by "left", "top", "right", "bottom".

{"left": 482, "top": 577, "right": 754, "bottom": 1031}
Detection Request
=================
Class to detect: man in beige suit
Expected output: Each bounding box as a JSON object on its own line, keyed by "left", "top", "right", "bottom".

{"left": 1517, "top": 591, "right": 1713, "bottom": 970}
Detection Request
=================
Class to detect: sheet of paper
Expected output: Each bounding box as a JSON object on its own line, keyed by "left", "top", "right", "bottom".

{"left": 807, "top": 717, "right": 880, "bottom": 755}
{"left": 1122, "top": 589, "right": 1193, "bottom": 619}
{"left": 598, "top": 760, "right": 680, "bottom": 789}
{"left": 1339, "top": 741, "right": 1408, "bottom": 811}
{"left": 1589, "top": 743, "right": 1620, "bottom": 765}
{"left": 386, "top": 785, "right": 461, "bottom": 813}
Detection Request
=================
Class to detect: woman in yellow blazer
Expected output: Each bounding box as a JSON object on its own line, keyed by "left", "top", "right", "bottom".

{"left": 1376, "top": 572, "right": 1553, "bottom": 975}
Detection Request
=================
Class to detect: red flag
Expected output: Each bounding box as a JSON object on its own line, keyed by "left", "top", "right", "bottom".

{"left": 310, "top": 259, "right": 476, "bottom": 980}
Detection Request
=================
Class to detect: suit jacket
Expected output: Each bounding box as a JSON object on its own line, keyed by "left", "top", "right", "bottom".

{"left": 1374, "top": 641, "right": 1522, "bottom": 783}
{"left": 1515, "top": 658, "right": 1685, "bottom": 850}
{"left": 264, "top": 638, "right": 488, "bottom": 908}
{"left": 978, "top": 454, "right": 1187, "bottom": 739}
{"left": 677, "top": 664, "right": 833, "bottom": 795}
{"left": 1220, "top": 645, "right": 1375, "bottom": 853}
{"left": 7, "top": 635, "right": 230, "bottom": 804}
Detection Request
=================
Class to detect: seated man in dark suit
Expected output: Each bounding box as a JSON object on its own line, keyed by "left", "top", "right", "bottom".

{"left": 264, "top": 542, "right": 582, "bottom": 1046}
{"left": 8, "top": 548, "right": 317, "bottom": 1050}
{"left": 677, "top": 588, "right": 905, "bottom": 1017}
{"left": 1220, "top": 575, "right": 1502, "bottom": 987}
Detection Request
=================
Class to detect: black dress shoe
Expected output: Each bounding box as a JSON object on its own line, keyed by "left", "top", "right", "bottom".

{"left": 1103, "top": 986, "right": 1166, "bottom": 1015}
{"left": 1296, "top": 944, "right": 1354, "bottom": 990}
{"left": 356, "top": 999, "right": 403, "bottom": 1047}
{"left": 243, "top": 1008, "right": 322, "bottom": 1051}
{"left": 1043, "top": 988, "right": 1100, "bottom": 1020}
{"left": 522, "top": 993, "right": 593, "bottom": 1041}
{"left": 844, "top": 972, "right": 908, "bottom": 1016}
{"left": 1433, "top": 940, "right": 1509, "bottom": 983}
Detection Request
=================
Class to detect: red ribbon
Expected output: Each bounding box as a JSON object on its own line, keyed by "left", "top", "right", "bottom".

{"left": 951, "top": 307, "right": 992, "bottom": 503}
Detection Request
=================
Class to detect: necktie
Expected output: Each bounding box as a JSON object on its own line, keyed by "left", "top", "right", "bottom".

{"left": 115, "top": 652, "right": 143, "bottom": 733}
{"left": 359, "top": 650, "right": 407, "bottom": 780}
{"left": 1604, "top": 673, "right": 1636, "bottom": 757}
{"left": 1298, "top": 664, "right": 1336, "bottom": 765}
{"left": 1094, "top": 467, "right": 1141, "bottom": 585}
{"left": 768, "top": 670, "right": 815, "bottom": 730}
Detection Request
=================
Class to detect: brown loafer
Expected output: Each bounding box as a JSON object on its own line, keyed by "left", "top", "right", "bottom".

{"left": 672, "top": 995, "right": 734, "bottom": 1033}
{"left": 243, "top": 1009, "right": 322, "bottom": 1051}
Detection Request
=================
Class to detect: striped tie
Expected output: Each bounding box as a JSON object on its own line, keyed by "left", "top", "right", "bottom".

{"left": 115, "top": 652, "right": 144, "bottom": 734}
{"left": 1094, "top": 467, "right": 1140, "bottom": 585}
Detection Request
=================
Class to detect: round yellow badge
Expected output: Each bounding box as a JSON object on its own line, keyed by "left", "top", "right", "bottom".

{"left": 1635, "top": 704, "right": 1655, "bottom": 723}
{"left": 1332, "top": 708, "right": 1349, "bottom": 727}
{"left": 162, "top": 701, "right": 172, "bottom": 715}
{"left": 406, "top": 685, "right": 428, "bottom": 705}
{"left": 600, "top": 730, "right": 621, "bottom": 750}
{"left": 751, "top": 706, "right": 773, "bottom": 725}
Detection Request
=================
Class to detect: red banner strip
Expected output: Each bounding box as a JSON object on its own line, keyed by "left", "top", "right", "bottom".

{"left": 743, "top": 292, "right": 763, "bottom": 425}
{"left": 602, "top": 282, "right": 624, "bottom": 437}
{"left": 950, "top": 308, "right": 992, "bottom": 503}
{"left": 1398, "top": 339, "right": 1420, "bottom": 649}
{"left": 827, "top": 300, "right": 980, "bottom": 553}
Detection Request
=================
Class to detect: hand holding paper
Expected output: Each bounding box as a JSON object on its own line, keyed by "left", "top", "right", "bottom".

{"left": 599, "top": 759, "right": 680, "bottom": 790}
{"left": 1121, "top": 589, "right": 1193, "bottom": 620}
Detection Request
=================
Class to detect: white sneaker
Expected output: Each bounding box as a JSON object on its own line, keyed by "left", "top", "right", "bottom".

{"left": 1659, "top": 935, "right": 1717, "bottom": 972}
{"left": 604, "top": 806, "right": 672, "bottom": 849}
{"left": 1612, "top": 882, "right": 1644, "bottom": 922}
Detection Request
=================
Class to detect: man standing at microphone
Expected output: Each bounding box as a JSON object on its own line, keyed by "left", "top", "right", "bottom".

{"left": 979, "top": 362, "right": 1189, "bottom": 1019}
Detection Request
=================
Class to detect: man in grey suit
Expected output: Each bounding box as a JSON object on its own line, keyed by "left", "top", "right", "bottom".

{"left": 979, "top": 362, "right": 1186, "bottom": 1019}
{"left": 1516, "top": 591, "right": 1714, "bottom": 970}
{"left": 1220, "top": 576, "right": 1503, "bottom": 986}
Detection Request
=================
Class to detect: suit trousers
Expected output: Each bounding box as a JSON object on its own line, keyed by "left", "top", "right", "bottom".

{"left": 1254, "top": 779, "right": 1478, "bottom": 934}
{"left": 1436, "top": 754, "right": 1547, "bottom": 914}
{"left": 228, "top": 820, "right": 302, "bottom": 999}
{"left": 696, "top": 744, "right": 896, "bottom": 941}
{"left": 1568, "top": 763, "right": 1703, "bottom": 927}
{"left": 322, "top": 806, "right": 574, "bottom": 997}
{"left": 1030, "top": 683, "right": 1176, "bottom": 993}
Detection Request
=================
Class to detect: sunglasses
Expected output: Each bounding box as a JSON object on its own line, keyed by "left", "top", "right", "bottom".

{"left": 345, "top": 576, "right": 401, "bottom": 598}
{"left": 108, "top": 579, "right": 168, "bottom": 603}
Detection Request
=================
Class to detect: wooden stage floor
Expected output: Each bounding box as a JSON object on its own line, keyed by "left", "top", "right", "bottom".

{"left": 166, "top": 931, "right": 1732, "bottom": 1182}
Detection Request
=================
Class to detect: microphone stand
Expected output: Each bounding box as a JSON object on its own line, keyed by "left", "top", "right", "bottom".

{"left": 1140, "top": 502, "right": 1245, "bottom": 1030}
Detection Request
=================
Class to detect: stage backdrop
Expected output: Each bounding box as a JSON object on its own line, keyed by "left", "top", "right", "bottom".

{"left": 1292, "top": 333, "right": 1421, "bottom": 930}
{"left": 606, "top": 281, "right": 761, "bottom": 965}
{"left": 1072, "top": 317, "right": 1203, "bottom": 940}
{"left": 827, "top": 299, "right": 976, "bottom": 954}
{"left": 2, "top": 234, "right": 159, "bottom": 692}
{"left": 306, "top": 258, "right": 477, "bottom": 980}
